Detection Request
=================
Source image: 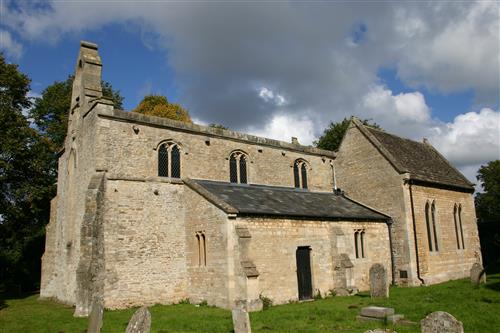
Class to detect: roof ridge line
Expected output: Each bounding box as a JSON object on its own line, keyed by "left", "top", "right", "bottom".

{"left": 351, "top": 118, "right": 408, "bottom": 173}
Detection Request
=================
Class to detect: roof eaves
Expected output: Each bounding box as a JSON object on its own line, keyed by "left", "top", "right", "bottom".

{"left": 351, "top": 118, "right": 408, "bottom": 174}
{"left": 183, "top": 178, "right": 239, "bottom": 215}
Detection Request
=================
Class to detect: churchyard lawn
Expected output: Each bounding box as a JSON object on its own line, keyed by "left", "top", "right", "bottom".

{"left": 1, "top": 274, "right": 499, "bottom": 333}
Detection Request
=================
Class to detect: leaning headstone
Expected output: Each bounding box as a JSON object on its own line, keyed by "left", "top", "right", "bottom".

{"left": 125, "top": 307, "right": 151, "bottom": 333}
{"left": 370, "top": 263, "right": 389, "bottom": 298}
{"left": 470, "top": 263, "right": 486, "bottom": 287}
{"left": 86, "top": 301, "right": 103, "bottom": 333}
{"left": 420, "top": 311, "right": 463, "bottom": 333}
{"left": 232, "top": 308, "right": 252, "bottom": 333}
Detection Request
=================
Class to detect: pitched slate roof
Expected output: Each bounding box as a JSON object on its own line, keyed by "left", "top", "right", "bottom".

{"left": 185, "top": 179, "right": 390, "bottom": 221}
{"left": 352, "top": 119, "right": 473, "bottom": 190}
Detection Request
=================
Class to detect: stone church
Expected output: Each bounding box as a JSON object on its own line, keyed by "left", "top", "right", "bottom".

{"left": 40, "top": 41, "right": 482, "bottom": 316}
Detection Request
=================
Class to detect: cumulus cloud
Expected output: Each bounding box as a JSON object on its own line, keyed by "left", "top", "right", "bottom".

{"left": 429, "top": 108, "right": 500, "bottom": 168}
{"left": 245, "top": 113, "right": 316, "bottom": 146}
{"left": 258, "top": 87, "right": 286, "bottom": 106}
{"left": 0, "top": 30, "right": 23, "bottom": 59}
{"left": 2, "top": 1, "right": 499, "bottom": 179}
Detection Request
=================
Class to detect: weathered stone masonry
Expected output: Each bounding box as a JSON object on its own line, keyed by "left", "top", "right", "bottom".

{"left": 40, "top": 41, "right": 482, "bottom": 315}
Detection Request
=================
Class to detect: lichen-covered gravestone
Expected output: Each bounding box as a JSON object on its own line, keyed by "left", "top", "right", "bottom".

{"left": 86, "top": 301, "right": 103, "bottom": 333}
{"left": 369, "top": 264, "right": 389, "bottom": 298}
{"left": 470, "top": 263, "right": 486, "bottom": 287}
{"left": 125, "top": 307, "right": 151, "bottom": 333}
{"left": 420, "top": 311, "right": 463, "bottom": 333}
{"left": 232, "top": 308, "right": 252, "bottom": 333}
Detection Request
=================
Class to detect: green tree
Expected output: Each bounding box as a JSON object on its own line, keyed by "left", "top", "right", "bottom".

{"left": 133, "top": 95, "right": 192, "bottom": 123}
{"left": 314, "top": 117, "right": 380, "bottom": 151}
{"left": 475, "top": 160, "right": 500, "bottom": 272}
{"left": 0, "top": 53, "right": 56, "bottom": 291}
{"left": 30, "top": 76, "right": 123, "bottom": 150}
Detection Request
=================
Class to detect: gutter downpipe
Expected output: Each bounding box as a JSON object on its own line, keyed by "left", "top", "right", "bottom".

{"left": 409, "top": 180, "right": 425, "bottom": 285}
{"left": 387, "top": 219, "right": 396, "bottom": 285}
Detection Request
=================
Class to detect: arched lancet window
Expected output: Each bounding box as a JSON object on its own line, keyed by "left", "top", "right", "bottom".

{"left": 293, "top": 159, "right": 308, "bottom": 189}
{"left": 158, "top": 142, "right": 181, "bottom": 178}
{"left": 431, "top": 201, "right": 439, "bottom": 251}
{"left": 229, "top": 151, "right": 248, "bottom": 184}
{"left": 354, "top": 229, "right": 366, "bottom": 259}
{"left": 453, "top": 204, "right": 461, "bottom": 249}
{"left": 196, "top": 232, "right": 207, "bottom": 266}
{"left": 425, "top": 201, "right": 434, "bottom": 252}
{"left": 458, "top": 204, "right": 465, "bottom": 249}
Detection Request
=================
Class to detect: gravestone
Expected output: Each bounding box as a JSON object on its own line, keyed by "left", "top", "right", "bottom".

{"left": 470, "top": 263, "right": 486, "bottom": 287}
{"left": 232, "top": 308, "right": 252, "bottom": 333}
{"left": 369, "top": 264, "right": 389, "bottom": 298}
{"left": 125, "top": 307, "right": 151, "bottom": 333}
{"left": 420, "top": 311, "right": 463, "bottom": 333}
{"left": 86, "top": 301, "right": 103, "bottom": 333}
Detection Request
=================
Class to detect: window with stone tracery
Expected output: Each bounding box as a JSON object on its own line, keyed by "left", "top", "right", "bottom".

{"left": 293, "top": 159, "right": 308, "bottom": 189}
{"left": 229, "top": 151, "right": 248, "bottom": 184}
{"left": 158, "top": 142, "right": 181, "bottom": 178}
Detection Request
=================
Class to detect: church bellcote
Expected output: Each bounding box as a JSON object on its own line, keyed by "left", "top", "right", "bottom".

{"left": 70, "top": 41, "right": 103, "bottom": 115}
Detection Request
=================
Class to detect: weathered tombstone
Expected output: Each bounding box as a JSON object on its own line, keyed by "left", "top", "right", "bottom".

{"left": 125, "top": 307, "right": 151, "bottom": 333}
{"left": 470, "top": 263, "right": 486, "bottom": 287}
{"left": 86, "top": 301, "right": 103, "bottom": 333}
{"left": 420, "top": 311, "right": 463, "bottom": 333}
{"left": 232, "top": 308, "right": 252, "bottom": 333}
{"left": 369, "top": 263, "right": 389, "bottom": 298}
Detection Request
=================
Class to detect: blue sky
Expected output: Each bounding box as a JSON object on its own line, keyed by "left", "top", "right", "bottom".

{"left": 1, "top": 1, "right": 499, "bottom": 183}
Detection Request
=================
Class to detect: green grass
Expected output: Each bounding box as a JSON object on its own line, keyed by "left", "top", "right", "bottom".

{"left": 1, "top": 274, "right": 500, "bottom": 333}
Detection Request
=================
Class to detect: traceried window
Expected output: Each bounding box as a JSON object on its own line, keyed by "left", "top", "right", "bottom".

{"left": 158, "top": 142, "right": 181, "bottom": 178}
{"left": 229, "top": 151, "right": 248, "bottom": 184}
{"left": 354, "top": 229, "right": 365, "bottom": 259}
{"left": 454, "top": 204, "right": 465, "bottom": 250}
{"left": 425, "top": 201, "right": 439, "bottom": 252}
{"left": 293, "top": 159, "right": 308, "bottom": 189}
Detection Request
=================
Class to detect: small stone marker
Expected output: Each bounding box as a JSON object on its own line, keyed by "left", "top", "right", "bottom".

{"left": 364, "top": 329, "right": 398, "bottom": 333}
{"left": 370, "top": 263, "right": 389, "bottom": 298}
{"left": 470, "top": 263, "right": 486, "bottom": 287}
{"left": 420, "top": 311, "right": 463, "bottom": 333}
{"left": 125, "top": 307, "right": 151, "bottom": 333}
{"left": 86, "top": 301, "right": 103, "bottom": 333}
{"left": 232, "top": 308, "right": 252, "bottom": 333}
{"left": 357, "top": 306, "right": 404, "bottom": 324}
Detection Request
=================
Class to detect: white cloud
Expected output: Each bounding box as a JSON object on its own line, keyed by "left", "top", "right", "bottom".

{"left": 3, "top": 1, "right": 499, "bottom": 176}
{"left": 360, "top": 85, "right": 431, "bottom": 136}
{"left": 258, "top": 87, "right": 287, "bottom": 106}
{"left": 429, "top": 108, "right": 500, "bottom": 167}
{"left": 245, "top": 113, "right": 316, "bottom": 146}
{"left": 393, "top": 2, "right": 499, "bottom": 100}
{"left": 0, "top": 30, "right": 23, "bottom": 59}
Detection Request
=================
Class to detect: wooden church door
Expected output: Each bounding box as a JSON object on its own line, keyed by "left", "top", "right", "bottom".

{"left": 296, "top": 246, "right": 313, "bottom": 300}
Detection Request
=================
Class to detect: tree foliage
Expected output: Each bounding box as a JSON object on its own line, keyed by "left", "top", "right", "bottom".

{"left": 475, "top": 160, "right": 500, "bottom": 272}
{"left": 29, "top": 76, "right": 123, "bottom": 150}
{"left": 314, "top": 117, "right": 380, "bottom": 151}
{"left": 0, "top": 54, "right": 56, "bottom": 291}
{"left": 133, "top": 95, "right": 192, "bottom": 123}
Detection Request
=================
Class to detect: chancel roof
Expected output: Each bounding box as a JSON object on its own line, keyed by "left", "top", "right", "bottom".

{"left": 352, "top": 119, "right": 474, "bottom": 191}
{"left": 185, "top": 179, "right": 390, "bottom": 222}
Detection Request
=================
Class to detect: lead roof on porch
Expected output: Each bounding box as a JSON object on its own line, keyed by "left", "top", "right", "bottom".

{"left": 186, "top": 179, "right": 390, "bottom": 221}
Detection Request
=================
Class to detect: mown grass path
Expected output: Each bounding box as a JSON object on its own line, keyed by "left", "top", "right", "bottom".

{"left": 1, "top": 274, "right": 499, "bottom": 332}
